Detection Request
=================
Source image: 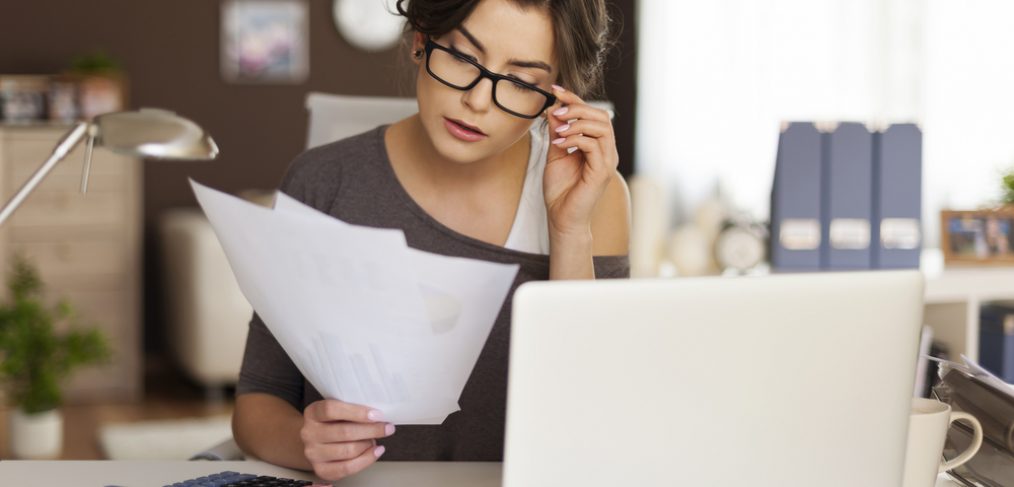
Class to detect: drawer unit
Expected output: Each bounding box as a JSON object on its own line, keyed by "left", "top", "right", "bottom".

{"left": 0, "top": 124, "right": 142, "bottom": 402}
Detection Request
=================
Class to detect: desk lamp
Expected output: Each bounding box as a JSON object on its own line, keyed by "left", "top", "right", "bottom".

{"left": 0, "top": 108, "right": 218, "bottom": 226}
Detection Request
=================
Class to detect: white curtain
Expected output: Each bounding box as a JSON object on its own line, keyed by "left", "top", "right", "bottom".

{"left": 636, "top": 0, "right": 1014, "bottom": 247}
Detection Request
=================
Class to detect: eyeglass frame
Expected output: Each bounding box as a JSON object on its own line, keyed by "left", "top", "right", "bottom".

{"left": 423, "top": 38, "right": 557, "bottom": 120}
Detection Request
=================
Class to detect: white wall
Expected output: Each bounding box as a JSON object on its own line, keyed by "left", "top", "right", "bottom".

{"left": 637, "top": 0, "right": 1014, "bottom": 247}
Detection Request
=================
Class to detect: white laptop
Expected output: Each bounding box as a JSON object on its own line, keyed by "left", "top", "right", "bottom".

{"left": 504, "top": 271, "right": 924, "bottom": 487}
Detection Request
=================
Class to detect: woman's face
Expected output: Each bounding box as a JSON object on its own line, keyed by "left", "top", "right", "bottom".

{"left": 412, "top": 0, "right": 557, "bottom": 165}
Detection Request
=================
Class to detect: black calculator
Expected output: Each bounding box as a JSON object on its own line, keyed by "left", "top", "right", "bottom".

{"left": 163, "top": 470, "right": 328, "bottom": 487}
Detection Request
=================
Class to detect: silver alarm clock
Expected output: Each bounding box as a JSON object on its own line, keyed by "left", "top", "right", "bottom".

{"left": 715, "top": 218, "right": 768, "bottom": 274}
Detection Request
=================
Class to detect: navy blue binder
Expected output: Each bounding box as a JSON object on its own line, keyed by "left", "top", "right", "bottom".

{"left": 823, "top": 123, "right": 873, "bottom": 270}
{"left": 980, "top": 304, "right": 1014, "bottom": 383}
{"left": 872, "top": 124, "right": 922, "bottom": 269}
{"left": 771, "top": 122, "right": 823, "bottom": 271}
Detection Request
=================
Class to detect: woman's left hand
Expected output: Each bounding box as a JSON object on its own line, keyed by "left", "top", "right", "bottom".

{"left": 542, "top": 85, "right": 619, "bottom": 238}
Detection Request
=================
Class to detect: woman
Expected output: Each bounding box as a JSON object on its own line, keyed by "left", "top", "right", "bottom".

{"left": 232, "top": 0, "right": 630, "bottom": 480}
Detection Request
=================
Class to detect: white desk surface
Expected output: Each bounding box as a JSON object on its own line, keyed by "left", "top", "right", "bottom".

{"left": 0, "top": 460, "right": 964, "bottom": 486}
{"left": 0, "top": 460, "right": 500, "bottom": 486}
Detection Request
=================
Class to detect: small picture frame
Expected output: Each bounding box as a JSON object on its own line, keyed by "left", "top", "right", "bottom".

{"left": 0, "top": 75, "right": 50, "bottom": 124}
{"left": 77, "top": 74, "right": 127, "bottom": 120}
{"left": 941, "top": 209, "right": 1014, "bottom": 265}
{"left": 221, "top": 0, "right": 309, "bottom": 84}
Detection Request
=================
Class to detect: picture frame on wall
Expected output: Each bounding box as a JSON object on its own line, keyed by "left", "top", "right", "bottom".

{"left": 941, "top": 208, "right": 1014, "bottom": 265}
{"left": 221, "top": 0, "right": 309, "bottom": 84}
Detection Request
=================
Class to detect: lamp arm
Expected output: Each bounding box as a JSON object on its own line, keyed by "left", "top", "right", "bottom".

{"left": 0, "top": 121, "right": 90, "bottom": 226}
{"left": 80, "top": 132, "right": 96, "bottom": 194}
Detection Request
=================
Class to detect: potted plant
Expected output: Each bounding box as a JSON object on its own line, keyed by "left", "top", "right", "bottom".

{"left": 0, "top": 255, "right": 110, "bottom": 459}
{"left": 1003, "top": 169, "right": 1014, "bottom": 207}
{"left": 65, "top": 50, "right": 128, "bottom": 120}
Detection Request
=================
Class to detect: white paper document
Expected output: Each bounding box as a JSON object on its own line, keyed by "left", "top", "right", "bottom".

{"left": 190, "top": 179, "right": 519, "bottom": 424}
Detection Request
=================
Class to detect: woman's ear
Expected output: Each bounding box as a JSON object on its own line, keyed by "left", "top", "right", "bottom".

{"left": 411, "top": 32, "right": 426, "bottom": 65}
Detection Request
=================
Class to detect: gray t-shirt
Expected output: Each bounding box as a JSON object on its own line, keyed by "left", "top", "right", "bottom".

{"left": 236, "top": 125, "right": 630, "bottom": 461}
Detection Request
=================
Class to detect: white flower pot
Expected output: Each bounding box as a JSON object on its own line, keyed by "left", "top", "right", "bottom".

{"left": 9, "top": 408, "right": 63, "bottom": 459}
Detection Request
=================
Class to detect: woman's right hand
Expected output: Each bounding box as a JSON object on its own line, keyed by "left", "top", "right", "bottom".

{"left": 301, "top": 399, "right": 395, "bottom": 480}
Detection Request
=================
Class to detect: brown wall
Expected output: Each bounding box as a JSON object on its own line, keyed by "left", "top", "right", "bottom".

{"left": 0, "top": 0, "right": 637, "bottom": 356}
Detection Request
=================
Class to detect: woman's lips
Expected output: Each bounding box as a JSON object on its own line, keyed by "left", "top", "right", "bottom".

{"left": 444, "top": 117, "right": 487, "bottom": 142}
{"left": 452, "top": 118, "right": 485, "bottom": 134}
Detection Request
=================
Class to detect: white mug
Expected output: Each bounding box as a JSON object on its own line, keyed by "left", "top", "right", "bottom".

{"left": 902, "top": 398, "right": 983, "bottom": 487}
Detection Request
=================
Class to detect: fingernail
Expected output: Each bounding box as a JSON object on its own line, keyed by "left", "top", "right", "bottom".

{"left": 552, "top": 84, "right": 565, "bottom": 92}
{"left": 567, "top": 146, "right": 579, "bottom": 154}
{"left": 374, "top": 445, "right": 386, "bottom": 458}
{"left": 385, "top": 424, "right": 396, "bottom": 435}
{"left": 367, "top": 410, "right": 384, "bottom": 422}
{"left": 555, "top": 123, "right": 570, "bottom": 133}
{"left": 552, "top": 137, "right": 566, "bottom": 145}
{"left": 553, "top": 106, "right": 568, "bottom": 116}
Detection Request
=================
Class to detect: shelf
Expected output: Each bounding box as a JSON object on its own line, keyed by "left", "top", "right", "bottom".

{"left": 923, "top": 248, "right": 1014, "bottom": 302}
{"left": 920, "top": 249, "right": 1014, "bottom": 362}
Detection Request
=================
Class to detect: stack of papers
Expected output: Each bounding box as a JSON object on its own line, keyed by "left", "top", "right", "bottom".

{"left": 932, "top": 355, "right": 1014, "bottom": 485}
{"left": 190, "top": 180, "right": 519, "bottom": 424}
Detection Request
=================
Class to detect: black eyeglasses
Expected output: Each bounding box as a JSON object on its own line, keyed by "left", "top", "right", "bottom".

{"left": 424, "top": 39, "right": 556, "bottom": 120}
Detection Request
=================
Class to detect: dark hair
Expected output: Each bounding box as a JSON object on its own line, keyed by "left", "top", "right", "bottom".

{"left": 396, "top": 0, "right": 616, "bottom": 98}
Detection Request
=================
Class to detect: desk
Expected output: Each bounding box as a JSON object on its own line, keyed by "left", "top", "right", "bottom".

{"left": 0, "top": 460, "right": 962, "bottom": 486}
{"left": 0, "top": 461, "right": 500, "bottom": 486}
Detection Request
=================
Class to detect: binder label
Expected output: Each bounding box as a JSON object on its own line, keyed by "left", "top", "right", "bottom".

{"left": 830, "top": 219, "right": 871, "bottom": 250}
{"left": 780, "top": 219, "right": 821, "bottom": 250}
{"left": 881, "top": 218, "right": 921, "bottom": 249}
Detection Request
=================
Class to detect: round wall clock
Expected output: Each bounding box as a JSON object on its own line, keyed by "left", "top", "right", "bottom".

{"left": 332, "top": 0, "right": 405, "bottom": 52}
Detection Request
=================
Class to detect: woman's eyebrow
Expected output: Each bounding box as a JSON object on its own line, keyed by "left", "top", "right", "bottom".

{"left": 457, "top": 26, "right": 553, "bottom": 73}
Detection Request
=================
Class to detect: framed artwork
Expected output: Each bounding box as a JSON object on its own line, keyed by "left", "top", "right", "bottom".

{"left": 941, "top": 209, "right": 1014, "bottom": 265}
{"left": 221, "top": 0, "right": 309, "bottom": 84}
